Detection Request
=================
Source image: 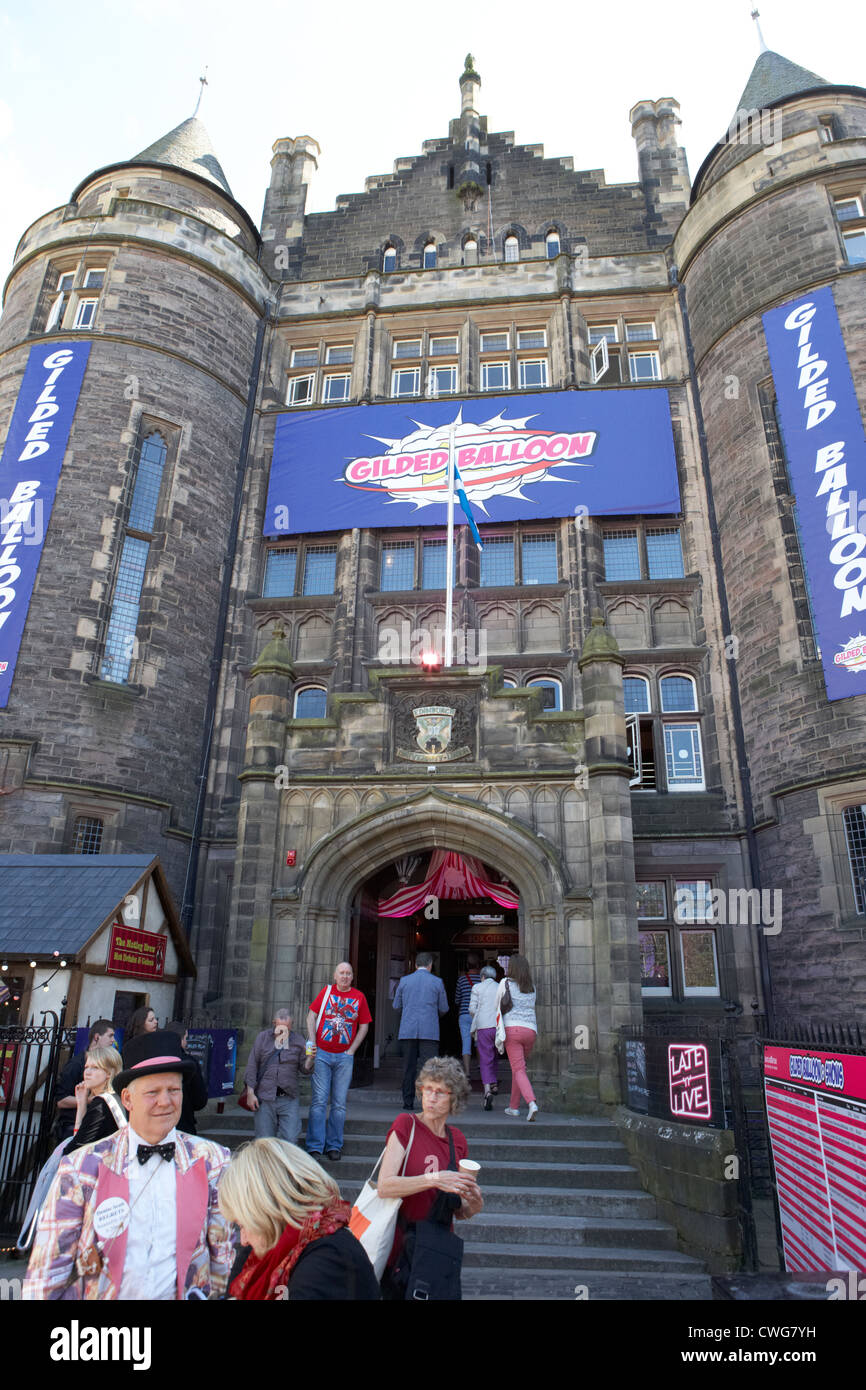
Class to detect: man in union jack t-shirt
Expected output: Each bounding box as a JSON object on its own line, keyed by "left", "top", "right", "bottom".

{"left": 305, "top": 962, "right": 372, "bottom": 1161}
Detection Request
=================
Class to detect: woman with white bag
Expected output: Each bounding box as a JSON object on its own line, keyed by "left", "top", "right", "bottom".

{"left": 469, "top": 965, "right": 501, "bottom": 1110}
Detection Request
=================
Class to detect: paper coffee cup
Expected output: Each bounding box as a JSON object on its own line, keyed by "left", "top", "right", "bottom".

{"left": 458, "top": 1159, "right": 480, "bottom": 1177}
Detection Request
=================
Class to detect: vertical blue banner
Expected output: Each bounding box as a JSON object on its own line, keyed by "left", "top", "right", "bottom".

{"left": 0, "top": 341, "right": 91, "bottom": 707}
{"left": 763, "top": 287, "right": 866, "bottom": 702}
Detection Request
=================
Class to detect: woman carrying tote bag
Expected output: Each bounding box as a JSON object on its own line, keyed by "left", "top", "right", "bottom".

{"left": 498, "top": 954, "right": 539, "bottom": 1122}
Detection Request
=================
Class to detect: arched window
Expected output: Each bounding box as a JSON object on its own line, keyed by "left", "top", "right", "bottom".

{"left": 527, "top": 676, "right": 562, "bottom": 711}
{"left": 502, "top": 677, "right": 517, "bottom": 688}
{"left": 504, "top": 235, "right": 519, "bottom": 263}
{"left": 623, "top": 676, "right": 651, "bottom": 714}
{"left": 294, "top": 686, "right": 328, "bottom": 718}
{"left": 545, "top": 230, "right": 561, "bottom": 259}
{"left": 463, "top": 237, "right": 477, "bottom": 266}
{"left": 383, "top": 247, "right": 397, "bottom": 272}
{"left": 423, "top": 243, "right": 437, "bottom": 269}
{"left": 660, "top": 674, "right": 698, "bottom": 712}
{"left": 463, "top": 238, "right": 477, "bottom": 254}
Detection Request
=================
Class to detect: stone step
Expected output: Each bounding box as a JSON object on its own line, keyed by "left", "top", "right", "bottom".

{"left": 459, "top": 1240, "right": 707, "bottom": 1273}
{"left": 346, "top": 1183, "right": 657, "bottom": 1219}
{"left": 201, "top": 1111, "right": 612, "bottom": 1140}
{"left": 460, "top": 1269, "right": 715, "bottom": 1301}
{"left": 464, "top": 1212, "right": 679, "bottom": 1249}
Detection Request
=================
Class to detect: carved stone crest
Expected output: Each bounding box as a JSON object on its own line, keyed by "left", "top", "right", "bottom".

{"left": 394, "top": 692, "right": 475, "bottom": 763}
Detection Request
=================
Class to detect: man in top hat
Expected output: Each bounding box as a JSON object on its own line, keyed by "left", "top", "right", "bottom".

{"left": 24, "top": 1030, "right": 236, "bottom": 1300}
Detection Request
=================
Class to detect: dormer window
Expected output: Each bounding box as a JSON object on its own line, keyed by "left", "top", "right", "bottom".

{"left": 504, "top": 235, "right": 519, "bottom": 263}
{"left": 383, "top": 247, "right": 397, "bottom": 272}
{"left": 545, "top": 231, "right": 560, "bottom": 259}
{"left": 423, "top": 243, "right": 437, "bottom": 269}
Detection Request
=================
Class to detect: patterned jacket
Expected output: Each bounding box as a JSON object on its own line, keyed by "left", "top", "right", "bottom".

{"left": 23, "top": 1128, "right": 236, "bottom": 1300}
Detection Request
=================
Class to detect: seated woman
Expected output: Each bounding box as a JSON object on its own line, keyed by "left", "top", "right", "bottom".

{"left": 219, "top": 1139, "right": 380, "bottom": 1300}
{"left": 377, "top": 1056, "right": 483, "bottom": 1298}
{"left": 64, "top": 1045, "right": 126, "bottom": 1153}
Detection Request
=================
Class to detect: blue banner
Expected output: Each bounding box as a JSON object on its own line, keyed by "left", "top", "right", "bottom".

{"left": 0, "top": 341, "right": 91, "bottom": 707}
{"left": 265, "top": 388, "right": 680, "bottom": 536}
{"left": 763, "top": 287, "right": 866, "bottom": 701}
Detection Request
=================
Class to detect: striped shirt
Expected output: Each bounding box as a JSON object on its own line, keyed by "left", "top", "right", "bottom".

{"left": 455, "top": 971, "right": 482, "bottom": 1014}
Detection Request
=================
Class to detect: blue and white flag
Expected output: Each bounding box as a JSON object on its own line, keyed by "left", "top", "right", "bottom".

{"left": 453, "top": 460, "right": 484, "bottom": 550}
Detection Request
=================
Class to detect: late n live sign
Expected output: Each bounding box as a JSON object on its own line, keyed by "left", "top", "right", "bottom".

{"left": 107, "top": 924, "right": 167, "bottom": 978}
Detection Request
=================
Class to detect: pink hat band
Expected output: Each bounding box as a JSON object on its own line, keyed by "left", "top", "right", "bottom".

{"left": 131, "top": 1055, "right": 183, "bottom": 1069}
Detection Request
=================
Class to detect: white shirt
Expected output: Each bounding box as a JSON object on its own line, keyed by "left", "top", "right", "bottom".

{"left": 118, "top": 1125, "right": 178, "bottom": 1301}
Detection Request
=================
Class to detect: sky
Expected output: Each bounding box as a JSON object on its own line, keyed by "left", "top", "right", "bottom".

{"left": 0, "top": 0, "right": 863, "bottom": 282}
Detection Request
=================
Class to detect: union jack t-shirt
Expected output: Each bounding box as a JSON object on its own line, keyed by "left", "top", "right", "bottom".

{"left": 310, "top": 987, "right": 372, "bottom": 1053}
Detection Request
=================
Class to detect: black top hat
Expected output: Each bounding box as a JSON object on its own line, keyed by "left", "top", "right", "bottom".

{"left": 113, "top": 1029, "right": 196, "bottom": 1093}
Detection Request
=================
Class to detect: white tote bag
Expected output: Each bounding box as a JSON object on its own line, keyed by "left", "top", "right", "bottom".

{"left": 349, "top": 1117, "right": 416, "bottom": 1280}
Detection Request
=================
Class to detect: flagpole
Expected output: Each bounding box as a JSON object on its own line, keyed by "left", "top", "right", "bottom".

{"left": 444, "top": 422, "right": 456, "bottom": 667}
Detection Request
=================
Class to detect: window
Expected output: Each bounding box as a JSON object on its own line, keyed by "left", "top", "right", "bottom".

{"left": 603, "top": 526, "right": 684, "bottom": 580}
{"left": 392, "top": 367, "right": 421, "bottom": 398}
{"left": 294, "top": 687, "right": 328, "bottom": 718}
{"left": 322, "top": 374, "right": 351, "bottom": 403}
{"left": 843, "top": 230, "right": 866, "bottom": 265}
{"left": 625, "top": 321, "right": 656, "bottom": 343}
{"left": 45, "top": 272, "right": 75, "bottom": 332}
{"left": 73, "top": 298, "right": 97, "bottom": 329}
{"left": 84, "top": 267, "right": 105, "bottom": 289}
{"left": 545, "top": 231, "right": 560, "bottom": 259}
{"left": 588, "top": 324, "right": 618, "bottom": 344}
{"left": 100, "top": 431, "right": 168, "bottom": 683}
{"left": 637, "top": 877, "right": 721, "bottom": 997}
{"left": 287, "top": 374, "right": 314, "bottom": 405}
{"left": 463, "top": 238, "right": 478, "bottom": 265}
{"left": 302, "top": 545, "right": 337, "bottom": 595}
{"left": 394, "top": 339, "right": 422, "bottom": 359}
{"left": 381, "top": 540, "right": 415, "bottom": 590}
{"left": 423, "top": 243, "right": 437, "bottom": 269}
{"left": 518, "top": 359, "right": 548, "bottom": 389}
{"left": 603, "top": 530, "right": 641, "bottom": 581}
{"left": 527, "top": 677, "right": 562, "bottom": 711}
{"left": 481, "top": 361, "right": 510, "bottom": 392}
{"left": 422, "top": 538, "right": 452, "bottom": 588}
{"left": 429, "top": 336, "right": 458, "bottom": 357}
{"left": 843, "top": 805, "right": 866, "bottom": 914}
{"left": 427, "top": 364, "right": 457, "bottom": 397}
{"left": 72, "top": 816, "right": 103, "bottom": 855}
{"left": 292, "top": 348, "right": 319, "bottom": 368}
{"left": 646, "top": 528, "right": 685, "bottom": 579}
{"left": 263, "top": 549, "right": 298, "bottom": 597}
{"left": 326, "top": 344, "right": 353, "bottom": 365}
{"left": 625, "top": 671, "right": 704, "bottom": 793}
{"left": 517, "top": 329, "right": 547, "bottom": 350}
{"left": 628, "top": 351, "right": 660, "bottom": 382}
{"left": 383, "top": 247, "right": 397, "bottom": 272}
{"left": 504, "top": 235, "right": 519, "bottom": 263}
{"left": 818, "top": 117, "right": 836, "bottom": 143}
{"left": 521, "top": 533, "right": 557, "bottom": 583}
{"left": 480, "top": 535, "right": 515, "bottom": 586}
{"left": 834, "top": 196, "right": 863, "bottom": 222}
{"left": 481, "top": 331, "right": 509, "bottom": 353}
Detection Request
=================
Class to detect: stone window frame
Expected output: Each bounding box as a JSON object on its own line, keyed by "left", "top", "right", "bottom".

{"left": 586, "top": 314, "right": 664, "bottom": 384}
{"left": 829, "top": 186, "right": 866, "bottom": 266}
{"left": 261, "top": 538, "right": 340, "bottom": 598}
{"left": 382, "top": 327, "right": 461, "bottom": 399}
{"left": 601, "top": 524, "right": 685, "bottom": 581}
{"left": 64, "top": 799, "right": 120, "bottom": 855}
{"left": 624, "top": 666, "right": 705, "bottom": 793}
{"left": 284, "top": 337, "right": 358, "bottom": 406}
{"left": 377, "top": 531, "right": 456, "bottom": 592}
{"left": 477, "top": 524, "right": 560, "bottom": 589}
{"left": 526, "top": 675, "right": 562, "bottom": 711}
{"left": 98, "top": 420, "right": 177, "bottom": 686}
{"left": 35, "top": 255, "right": 111, "bottom": 335}
{"left": 635, "top": 874, "right": 724, "bottom": 999}
{"left": 293, "top": 684, "right": 328, "bottom": 719}
{"left": 812, "top": 778, "right": 866, "bottom": 930}
{"left": 478, "top": 319, "right": 551, "bottom": 393}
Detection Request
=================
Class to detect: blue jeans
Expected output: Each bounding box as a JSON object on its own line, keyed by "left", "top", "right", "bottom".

{"left": 306, "top": 1051, "right": 354, "bottom": 1153}
{"left": 254, "top": 1095, "right": 300, "bottom": 1144}
{"left": 458, "top": 1013, "right": 473, "bottom": 1054}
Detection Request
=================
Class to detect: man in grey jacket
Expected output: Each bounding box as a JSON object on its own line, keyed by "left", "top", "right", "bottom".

{"left": 392, "top": 952, "right": 449, "bottom": 1110}
{"left": 243, "top": 1009, "right": 313, "bottom": 1143}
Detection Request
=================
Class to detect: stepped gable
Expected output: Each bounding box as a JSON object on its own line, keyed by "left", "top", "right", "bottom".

{"left": 733, "top": 48, "right": 830, "bottom": 117}
{"left": 293, "top": 129, "right": 659, "bottom": 282}
{"left": 131, "top": 116, "right": 234, "bottom": 197}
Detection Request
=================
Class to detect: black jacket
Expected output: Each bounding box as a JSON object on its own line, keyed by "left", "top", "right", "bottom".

{"left": 63, "top": 1095, "right": 122, "bottom": 1154}
{"left": 227, "top": 1227, "right": 380, "bottom": 1300}
{"left": 54, "top": 1053, "right": 87, "bottom": 1140}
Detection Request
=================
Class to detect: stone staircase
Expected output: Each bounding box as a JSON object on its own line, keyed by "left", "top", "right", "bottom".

{"left": 200, "top": 1090, "right": 712, "bottom": 1301}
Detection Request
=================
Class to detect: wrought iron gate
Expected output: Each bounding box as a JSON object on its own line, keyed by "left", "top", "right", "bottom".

{"left": 0, "top": 1012, "right": 75, "bottom": 1232}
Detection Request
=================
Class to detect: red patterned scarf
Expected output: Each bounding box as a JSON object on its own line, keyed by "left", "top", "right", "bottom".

{"left": 229, "top": 1200, "right": 352, "bottom": 1301}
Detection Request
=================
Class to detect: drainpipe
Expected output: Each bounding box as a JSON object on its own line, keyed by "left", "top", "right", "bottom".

{"left": 673, "top": 268, "right": 775, "bottom": 1033}
{"left": 178, "top": 305, "right": 270, "bottom": 989}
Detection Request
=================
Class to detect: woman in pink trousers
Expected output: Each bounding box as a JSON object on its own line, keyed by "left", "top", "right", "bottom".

{"left": 498, "top": 954, "right": 539, "bottom": 1122}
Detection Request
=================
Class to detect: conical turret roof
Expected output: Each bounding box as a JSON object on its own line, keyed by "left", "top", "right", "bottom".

{"left": 132, "top": 117, "right": 233, "bottom": 196}
{"left": 734, "top": 49, "right": 829, "bottom": 115}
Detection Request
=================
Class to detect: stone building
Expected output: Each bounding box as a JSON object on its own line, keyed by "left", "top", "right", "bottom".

{"left": 0, "top": 48, "right": 863, "bottom": 1104}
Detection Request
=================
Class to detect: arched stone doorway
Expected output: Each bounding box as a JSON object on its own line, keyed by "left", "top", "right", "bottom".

{"left": 268, "top": 788, "right": 607, "bottom": 1102}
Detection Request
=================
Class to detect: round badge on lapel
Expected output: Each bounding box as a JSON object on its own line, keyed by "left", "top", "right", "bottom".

{"left": 93, "top": 1196, "right": 130, "bottom": 1239}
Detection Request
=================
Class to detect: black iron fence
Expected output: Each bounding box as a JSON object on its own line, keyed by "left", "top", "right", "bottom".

{"left": 0, "top": 1013, "right": 76, "bottom": 1233}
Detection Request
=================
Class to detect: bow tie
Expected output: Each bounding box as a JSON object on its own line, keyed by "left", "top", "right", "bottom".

{"left": 136, "top": 1142, "right": 175, "bottom": 1166}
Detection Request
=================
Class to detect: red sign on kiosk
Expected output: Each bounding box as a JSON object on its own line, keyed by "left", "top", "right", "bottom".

{"left": 107, "top": 924, "right": 167, "bottom": 979}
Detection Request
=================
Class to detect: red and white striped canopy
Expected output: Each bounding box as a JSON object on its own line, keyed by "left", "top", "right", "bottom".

{"left": 378, "top": 849, "right": 518, "bottom": 917}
